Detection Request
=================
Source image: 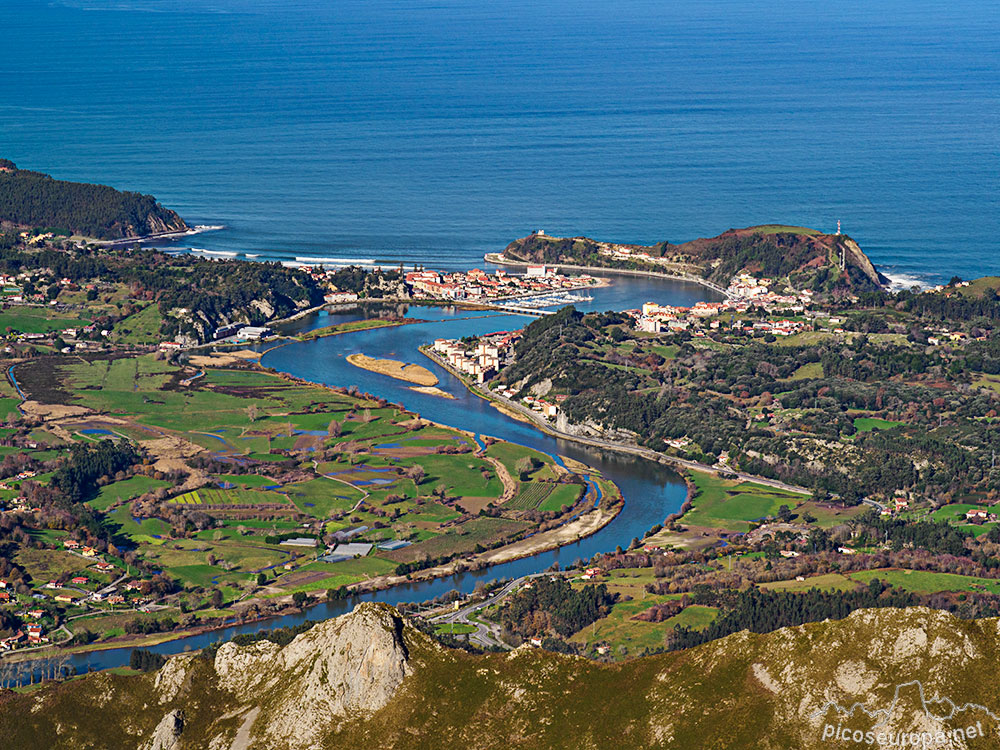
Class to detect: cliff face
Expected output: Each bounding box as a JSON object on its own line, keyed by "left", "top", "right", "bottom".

{"left": 4, "top": 605, "right": 999, "bottom": 749}
{"left": 211, "top": 603, "right": 411, "bottom": 748}
{"left": 503, "top": 226, "right": 886, "bottom": 293}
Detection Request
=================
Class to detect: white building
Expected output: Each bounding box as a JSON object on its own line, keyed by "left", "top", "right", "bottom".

{"left": 525, "top": 265, "right": 549, "bottom": 278}
{"left": 236, "top": 326, "right": 272, "bottom": 341}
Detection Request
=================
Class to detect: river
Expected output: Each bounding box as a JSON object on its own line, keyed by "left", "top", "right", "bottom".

{"left": 40, "top": 274, "right": 715, "bottom": 677}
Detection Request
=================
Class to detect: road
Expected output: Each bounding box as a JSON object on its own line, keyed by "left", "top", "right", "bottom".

{"left": 862, "top": 497, "right": 887, "bottom": 513}
{"left": 429, "top": 574, "right": 547, "bottom": 649}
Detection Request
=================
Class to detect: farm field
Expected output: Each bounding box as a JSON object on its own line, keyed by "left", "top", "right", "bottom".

{"left": 0, "top": 329, "right": 618, "bottom": 654}
{"left": 0, "top": 307, "right": 90, "bottom": 334}
{"left": 88, "top": 476, "right": 172, "bottom": 511}
{"left": 539, "top": 483, "right": 585, "bottom": 512}
{"left": 853, "top": 417, "right": 906, "bottom": 432}
{"left": 847, "top": 568, "right": 1000, "bottom": 595}
{"left": 568, "top": 595, "right": 719, "bottom": 656}
{"left": 759, "top": 573, "right": 859, "bottom": 593}
{"left": 678, "top": 472, "right": 809, "bottom": 531}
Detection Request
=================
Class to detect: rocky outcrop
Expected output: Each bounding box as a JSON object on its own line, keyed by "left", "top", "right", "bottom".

{"left": 210, "top": 602, "right": 412, "bottom": 748}
{"left": 839, "top": 235, "right": 887, "bottom": 286}
{"left": 143, "top": 709, "right": 184, "bottom": 750}
{"left": 7, "top": 605, "right": 1000, "bottom": 749}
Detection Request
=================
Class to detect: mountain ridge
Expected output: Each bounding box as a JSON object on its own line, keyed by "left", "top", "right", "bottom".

{"left": 4, "top": 604, "right": 999, "bottom": 749}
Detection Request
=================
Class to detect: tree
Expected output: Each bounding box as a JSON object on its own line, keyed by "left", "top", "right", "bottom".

{"left": 515, "top": 456, "right": 533, "bottom": 480}
{"left": 210, "top": 589, "right": 223, "bottom": 608}
{"left": 257, "top": 572, "right": 267, "bottom": 586}
{"left": 129, "top": 649, "right": 166, "bottom": 672}
{"left": 328, "top": 419, "right": 342, "bottom": 438}
{"left": 406, "top": 465, "right": 426, "bottom": 484}
{"left": 246, "top": 404, "right": 259, "bottom": 422}
{"left": 292, "top": 591, "right": 308, "bottom": 607}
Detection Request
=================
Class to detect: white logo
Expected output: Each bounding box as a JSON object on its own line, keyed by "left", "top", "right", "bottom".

{"left": 810, "top": 680, "right": 999, "bottom": 748}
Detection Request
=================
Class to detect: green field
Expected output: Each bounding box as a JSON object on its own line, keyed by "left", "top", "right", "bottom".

{"left": 0, "top": 307, "right": 90, "bottom": 334}
{"left": 486, "top": 442, "right": 558, "bottom": 483}
{"left": 272, "top": 556, "right": 397, "bottom": 594}
{"left": 679, "top": 472, "right": 808, "bottom": 530}
{"left": 931, "top": 503, "right": 982, "bottom": 524}
{"left": 216, "top": 474, "right": 279, "bottom": 489}
{"left": 113, "top": 303, "right": 163, "bottom": 345}
{"left": 748, "top": 224, "right": 820, "bottom": 235}
{"left": 853, "top": 417, "right": 905, "bottom": 432}
{"left": 785, "top": 362, "right": 823, "bottom": 381}
{"left": 663, "top": 605, "right": 719, "bottom": 630}
{"left": 434, "top": 622, "right": 476, "bottom": 635}
{"left": 650, "top": 344, "right": 679, "bottom": 360}
{"left": 538, "top": 483, "right": 584, "bottom": 512}
{"left": 89, "top": 476, "right": 172, "bottom": 511}
{"left": 569, "top": 596, "right": 718, "bottom": 655}
{"left": 847, "top": 568, "right": 1000, "bottom": 595}
{"left": 285, "top": 477, "right": 364, "bottom": 517}
{"left": 759, "top": 573, "right": 859, "bottom": 593}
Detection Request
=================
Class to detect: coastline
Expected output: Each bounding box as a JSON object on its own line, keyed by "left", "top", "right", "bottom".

{"left": 484, "top": 252, "right": 731, "bottom": 298}
{"left": 92, "top": 224, "right": 225, "bottom": 248}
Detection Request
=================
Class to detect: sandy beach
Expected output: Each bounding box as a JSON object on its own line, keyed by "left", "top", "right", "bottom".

{"left": 346, "top": 353, "right": 439, "bottom": 386}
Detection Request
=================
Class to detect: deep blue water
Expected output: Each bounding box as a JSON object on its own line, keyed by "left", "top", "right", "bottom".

{"left": 3, "top": 0, "right": 999, "bottom": 285}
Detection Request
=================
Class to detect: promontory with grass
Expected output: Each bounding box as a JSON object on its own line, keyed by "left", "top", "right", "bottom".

{"left": 494, "top": 224, "right": 889, "bottom": 293}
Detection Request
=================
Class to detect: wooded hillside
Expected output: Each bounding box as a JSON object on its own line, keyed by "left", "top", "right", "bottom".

{"left": 0, "top": 161, "right": 187, "bottom": 239}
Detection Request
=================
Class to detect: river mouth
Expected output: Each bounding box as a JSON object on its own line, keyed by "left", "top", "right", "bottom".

{"left": 53, "top": 278, "right": 707, "bottom": 676}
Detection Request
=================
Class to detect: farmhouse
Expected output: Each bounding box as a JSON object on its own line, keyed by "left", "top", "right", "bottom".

{"left": 965, "top": 508, "right": 989, "bottom": 523}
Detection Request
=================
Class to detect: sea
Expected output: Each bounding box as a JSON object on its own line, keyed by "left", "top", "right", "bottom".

{"left": 2, "top": 0, "right": 998, "bottom": 287}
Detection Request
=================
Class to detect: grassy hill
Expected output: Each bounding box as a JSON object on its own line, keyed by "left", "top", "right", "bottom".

{"left": 0, "top": 160, "right": 187, "bottom": 240}
{"left": 502, "top": 225, "right": 887, "bottom": 293}
{"left": 3, "top": 604, "right": 998, "bottom": 749}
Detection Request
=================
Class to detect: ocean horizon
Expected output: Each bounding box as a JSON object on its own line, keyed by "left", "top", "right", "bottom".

{"left": 3, "top": 0, "right": 998, "bottom": 285}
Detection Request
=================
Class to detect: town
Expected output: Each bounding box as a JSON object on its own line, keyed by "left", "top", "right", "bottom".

{"left": 628, "top": 273, "right": 814, "bottom": 336}
{"left": 404, "top": 266, "right": 601, "bottom": 303}
{"left": 428, "top": 332, "right": 563, "bottom": 420}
